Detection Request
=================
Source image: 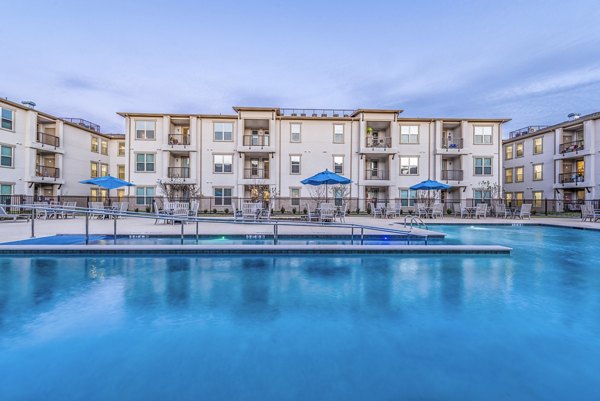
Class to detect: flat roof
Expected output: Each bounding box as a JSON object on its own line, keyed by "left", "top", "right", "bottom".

{"left": 502, "top": 111, "right": 600, "bottom": 144}
{"left": 351, "top": 108, "right": 403, "bottom": 117}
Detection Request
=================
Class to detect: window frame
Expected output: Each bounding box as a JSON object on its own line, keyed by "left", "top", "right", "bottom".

{"left": 135, "top": 186, "right": 155, "bottom": 205}
{"left": 504, "top": 168, "right": 513, "bottom": 184}
{"left": 290, "top": 123, "right": 301, "bottom": 143}
{"left": 400, "top": 156, "right": 419, "bottom": 175}
{"left": 333, "top": 155, "right": 344, "bottom": 174}
{"left": 333, "top": 124, "right": 344, "bottom": 144}
{"left": 213, "top": 187, "right": 233, "bottom": 206}
{"left": 473, "top": 125, "right": 493, "bottom": 145}
{"left": 505, "top": 144, "right": 513, "bottom": 160}
{"left": 213, "top": 154, "right": 233, "bottom": 174}
{"left": 290, "top": 188, "right": 301, "bottom": 206}
{"left": 532, "top": 163, "right": 543, "bottom": 181}
{"left": 118, "top": 141, "right": 126, "bottom": 156}
{"left": 90, "top": 162, "right": 99, "bottom": 178}
{"left": 400, "top": 125, "right": 419, "bottom": 144}
{"left": 515, "top": 142, "right": 524, "bottom": 158}
{"left": 1, "top": 107, "right": 15, "bottom": 131}
{"left": 117, "top": 164, "right": 126, "bottom": 180}
{"left": 515, "top": 166, "right": 524, "bottom": 183}
{"left": 290, "top": 154, "right": 301, "bottom": 174}
{"left": 533, "top": 137, "right": 543, "bottom": 154}
{"left": 91, "top": 137, "right": 99, "bottom": 153}
{"left": 214, "top": 122, "right": 233, "bottom": 142}
{"left": 399, "top": 189, "right": 417, "bottom": 207}
{"left": 135, "top": 120, "right": 156, "bottom": 141}
{"left": 135, "top": 153, "right": 156, "bottom": 173}
{"left": 532, "top": 191, "right": 543, "bottom": 207}
{"left": 474, "top": 157, "right": 493, "bottom": 176}
{"left": 0, "top": 144, "right": 14, "bottom": 168}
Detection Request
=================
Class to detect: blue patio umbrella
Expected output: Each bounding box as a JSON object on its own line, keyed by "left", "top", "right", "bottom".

{"left": 80, "top": 175, "right": 135, "bottom": 199}
{"left": 410, "top": 179, "right": 450, "bottom": 191}
{"left": 301, "top": 169, "right": 351, "bottom": 202}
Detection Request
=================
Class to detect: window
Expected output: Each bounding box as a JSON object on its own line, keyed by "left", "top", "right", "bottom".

{"left": 515, "top": 192, "right": 524, "bottom": 207}
{"left": 474, "top": 126, "right": 493, "bottom": 145}
{"left": 532, "top": 191, "right": 543, "bottom": 208}
{"left": 90, "top": 188, "right": 108, "bottom": 200}
{"left": 0, "top": 183, "right": 13, "bottom": 204}
{"left": 505, "top": 145, "right": 513, "bottom": 160}
{"left": 290, "top": 188, "right": 301, "bottom": 206}
{"left": 135, "top": 120, "right": 156, "bottom": 140}
{"left": 0, "top": 145, "right": 13, "bottom": 167}
{"left": 505, "top": 192, "right": 513, "bottom": 204}
{"left": 214, "top": 122, "right": 233, "bottom": 141}
{"left": 533, "top": 137, "right": 543, "bottom": 154}
{"left": 136, "top": 153, "right": 155, "bottom": 172}
{"left": 533, "top": 164, "right": 543, "bottom": 181}
{"left": 515, "top": 166, "right": 524, "bottom": 182}
{"left": 100, "top": 139, "right": 108, "bottom": 155}
{"left": 474, "top": 157, "right": 492, "bottom": 175}
{"left": 90, "top": 162, "right": 98, "bottom": 178}
{"left": 117, "top": 164, "right": 125, "bottom": 180}
{"left": 100, "top": 163, "right": 109, "bottom": 177}
{"left": 505, "top": 168, "right": 513, "bottom": 184}
{"left": 333, "top": 156, "right": 344, "bottom": 174}
{"left": 214, "top": 154, "right": 233, "bottom": 173}
{"left": 91, "top": 137, "right": 99, "bottom": 153}
{"left": 333, "top": 124, "right": 344, "bottom": 143}
{"left": 474, "top": 190, "right": 492, "bottom": 204}
{"left": 214, "top": 187, "right": 232, "bottom": 206}
{"left": 400, "top": 125, "right": 419, "bottom": 144}
{"left": 1, "top": 108, "right": 14, "bottom": 130}
{"left": 118, "top": 142, "right": 125, "bottom": 156}
{"left": 399, "top": 189, "right": 417, "bottom": 207}
{"left": 334, "top": 188, "right": 344, "bottom": 206}
{"left": 135, "top": 187, "right": 154, "bottom": 205}
{"left": 515, "top": 142, "right": 524, "bottom": 157}
{"left": 116, "top": 189, "right": 125, "bottom": 200}
{"left": 400, "top": 157, "right": 419, "bottom": 175}
{"left": 290, "top": 123, "right": 301, "bottom": 143}
{"left": 290, "top": 155, "right": 301, "bottom": 174}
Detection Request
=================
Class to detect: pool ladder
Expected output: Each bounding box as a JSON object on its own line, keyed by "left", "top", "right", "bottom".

{"left": 403, "top": 215, "right": 427, "bottom": 230}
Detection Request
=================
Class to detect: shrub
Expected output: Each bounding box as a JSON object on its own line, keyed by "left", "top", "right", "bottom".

{"left": 135, "top": 208, "right": 139, "bottom": 212}
{"left": 224, "top": 208, "right": 229, "bottom": 214}
{"left": 303, "top": 208, "right": 308, "bottom": 214}
{"left": 212, "top": 208, "right": 217, "bottom": 214}
{"left": 292, "top": 208, "right": 297, "bottom": 214}
{"left": 355, "top": 208, "right": 360, "bottom": 214}
{"left": 203, "top": 209, "right": 208, "bottom": 214}
{"left": 446, "top": 208, "right": 452, "bottom": 215}
{"left": 280, "top": 207, "right": 286, "bottom": 214}
{"left": 145, "top": 206, "right": 151, "bottom": 213}
{"left": 366, "top": 206, "right": 372, "bottom": 215}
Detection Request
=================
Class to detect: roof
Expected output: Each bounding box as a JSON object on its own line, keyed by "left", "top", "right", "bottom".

{"left": 232, "top": 106, "right": 281, "bottom": 114}
{"left": 116, "top": 112, "right": 238, "bottom": 119}
{"left": 351, "top": 108, "right": 403, "bottom": 117}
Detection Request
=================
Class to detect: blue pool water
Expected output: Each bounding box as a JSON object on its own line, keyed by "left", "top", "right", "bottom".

{"left": 1, "top": 225, "right": 599, "bottom": 400}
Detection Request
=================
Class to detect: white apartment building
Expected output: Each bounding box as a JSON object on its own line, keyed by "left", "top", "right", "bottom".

{"left": 119, "top": 107, "right": 508, "bottom": 210}
{"left": 503, "top": 111, "right": 600, "bottom": 210}
{"left": 0, "top": 98, "right": 124, "bottom": 199}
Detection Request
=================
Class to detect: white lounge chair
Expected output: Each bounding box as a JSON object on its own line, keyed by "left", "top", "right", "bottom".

{"left": 372, "top": 205, "right": 383, "bottom": 218}
{"left": 514, "top": 203, "right": 532, "bottom": 219}
{"left": 431, "top": 203, "right": 444, "bottom": 219}
{"left": 337, "top": 203, "right": 348, "bottom": 223}
{"left": 305, "top": 204, "right": 319, "bottom": 222}
{"left": 242, "top": 202, "right": 260, "bottom": 221}
{"left": 0, "top": 206, "right": 30, "bottom": 222}
{"left": 153, "top": 200, "right": 171, "bottom": 224}
{"left": 494, "top": 203, "right": 512, "bottom": 219}
{"left": 319, "top": 203, "right": 335, "bottom": 223}
{"left": 475, "top": 203, "right": 488, "bottom": 219}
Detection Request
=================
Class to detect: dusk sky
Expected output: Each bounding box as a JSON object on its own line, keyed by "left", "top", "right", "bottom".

{"left": 2, "top": 0, "right": 600, "bottom": 135}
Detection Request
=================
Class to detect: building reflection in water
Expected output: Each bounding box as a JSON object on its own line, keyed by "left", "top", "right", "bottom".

{"left": 31, "top": 258, "right": 58, "bottom": 305}
{"left": 361, "top": 258, "right": 393, "bottom": 312}
{"left": 236, "top": 257, "right": 278, "bottom": 320}
{"left": 166, "top": 258, "right": 190, "bottom": 307}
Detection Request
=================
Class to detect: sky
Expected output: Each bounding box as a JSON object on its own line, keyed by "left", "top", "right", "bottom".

{"left": 2, "top": 0, "right": 600, "bottom": 135}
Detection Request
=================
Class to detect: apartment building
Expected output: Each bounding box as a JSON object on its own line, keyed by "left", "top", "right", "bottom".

{"left": 502, "top": 111, "right": 600, "bottom": 209}
{"left": 0, "top": 98, "right": 124, "bottom": 198}
{"left": 119, "top": 107, "right": 508, "bottom": 209}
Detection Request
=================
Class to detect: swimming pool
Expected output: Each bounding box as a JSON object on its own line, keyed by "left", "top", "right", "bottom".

{"left": 0, "top": 225, "right": 599, "bottom": 400}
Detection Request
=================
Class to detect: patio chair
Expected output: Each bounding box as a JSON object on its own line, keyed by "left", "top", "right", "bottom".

{"left": 61, "top": 201, "right": 78, "bottom": 219}
{"left": 494, "top": 203, "right": 512, "bottom": 219}
{"left": 118, "top": 201, "right": 129, "bottom": 217}
{"left": 305, "top": 203, "right": 319, "bottom": 222}
{"left": 319, "top": 203, "right": 335, "bottom": 223}
{"left": 475, "top": 203, "right": 488, "bottom": 219}
{"left": 189, "top": 200, "right": 199, "bottom": 218}
{"left": 242, "top": 202, "right": 259, "bottom": 221}
{"left": 88, "top": 202, "right": 106, "bottom": 219}
{"left": 372, "top": 205, "right": 383, "bottom": 218}
{"left": 385, "top": 203, "right": 398, "bottom": 219}
{"left": 259, "top": 202, "right": 272, "bottom": 220}
{"left": 581, "top": 204, "right": 593, "bottom": 222}
{"left": 514, "top": 203, "right": 532, "bottom": 220}
{"left": 34, "top": 202, "right": 50, "bottom": 219}
{"left": 415, "top": 203, "right": 429, "bottom": 219}
{"left": 153, "top": 200, "right": 171, "bottom": 224}
{"left": 0, "top": 206, "right": 31, "bottom": 222}
{"left": 172, "top": 202, "right": 190, "bottom": 223}
{"left": 337, "top": 203, "right": 348, "bottom": 223}
{"left": 431, "top": 203, "right": 444, "bottom": 219}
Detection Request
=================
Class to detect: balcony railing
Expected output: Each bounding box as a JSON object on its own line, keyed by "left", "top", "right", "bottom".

{"left": 365, "top": 136, "right": 392, "bottom": 148}
{"left": 243, "top": 135, "right": 270, "bottom": 146}
{"left": 509, "top": 125, "right": 548, "bottom": 139}
{"left": 442, "top": 138, "right": 463, "bottom": 149}
{"left": 559, "top": 173, "right": 584, "bottom": 184}
{"left": 559, "top": 140, "right": 584, "bottom": 154}
{"left": 167, "top": 167, "right": 190, "bottom": 178}
{"left": 36, "top": 164, "right": 60, "bottom": 179}
{"left": 244, "top": 168, "right": 270, "bottom": 179}
{"left": 36, "top": 132, "right": 60, "bottom": 147}
{"left": 168, "top": 133, "right": 190, "bottom": 145}
{"left": 441, "top": 169, "right": 464, "bottom": 181}
{"left": 61, "top": 118, "right": 101, "bottom": 133}
{"left": 364, "top": 169, "right": 389, "bottom": 180}
{"left": 280, "top": 108, "right": 355, "bottom": 118}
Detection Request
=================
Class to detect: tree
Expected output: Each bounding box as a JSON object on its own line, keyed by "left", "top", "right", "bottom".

{"left": 156, "top": 178, "right": 200, "bottom": 201}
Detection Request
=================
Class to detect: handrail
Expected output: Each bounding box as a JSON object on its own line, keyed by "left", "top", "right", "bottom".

{"left": 3, "top": 204, "right": 429, "bottom": 246}
{"left": 402, "top": 215, "right": 427, "bottom": 230}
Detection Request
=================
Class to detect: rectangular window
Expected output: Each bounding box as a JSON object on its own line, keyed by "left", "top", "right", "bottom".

{"left": 213, "top": 154, "right": 233, "bottom": 173}
{"left": 533, "top": 137, "right": 543, "bottom": 154}
{"left": 290, "top": 123, "right": 301, "bottom": 143}
{"left": 117, "top": 164, "right": 125, "bottom": 180}
{"left": 474, "top": 190, "right": 492, "bottom": 204}
{"left": 214, "top": 187, "right": 232, "bottom": 206}
{"left": 333, "top": 156, "right": 344, "bottom": 174}
{"left": 1, "top": 108, "right": 14, "bottom": 130}
{"left": 116, "top": 189, "right": 125, "bottom": 200}
{"left": 505, "top": 192, "right": 513, "bottom": 204}
{"left": 118, "top": 142, "right": 125, "bottom": 156}
{"left": 532, "top": 191, "right": 543, "bottom": 208}
{"left": 400, "top": 125, "right": 419, "bottom": 144}
{"left": 515, "top": 142, "right": 524, "bottom": 157}
{"left": 290, "top": 188, "right": 300, "bottom": 206}
{"left": 505, "top": 145, "right": 513, "bottom": 160}
{"left": 533, "top": 163, "right": 543, "bottom": 181}
{"left": 474, "top": 157, "right": 492, "bottom": 175}
{"left": 400, "top": 157, "right": 419, "bottom": 175}
{"left": 504, "top": 168, "right": 513, "bottom": 184}
{"left": 90, "top": 162, "right": 99, "bottom": 178}
{"left": 474, "top": 126, "right": 493, "bottom": 145}
{"left": 100, "top": 139, "right": 108, "bottom": 155}
{"left": 290, "top": 155, "right": 301, "bottom": 174}
{"left": 0, "top": 183, "right": 13, "bottom": 205}
{"left": 100, "top": 163, "right": 109, "bottom": 177}
{"left": 0, "top": 145, "right": 13, "bottom": 167}
{"left": 135, "top": 187, "right": 154, "bottom": 205}
{"left": 515, "top": 192, "right": 524, "bottom": 207}
{"left": 399, "top": 189, "right": 417, "bottom": 207}
{"left": 135, "top": 153, "right": 155, "bottom": 172}
{"left": 135, "top": 120, "right": 156, "bottom": 140}
{"left": 91, "top": 137, "right": 99, "bottom": 153}
{"left": 90, "top": 188, "right": 108, "bottom": 200}
{"left": 515, "top": 166, "right": 524, "bottom": 182}
{"left": 333, "top": 124, "right": 344, "bottom": 143}
{"left": 214, "top": 122, "right": 233, "bottom": 141}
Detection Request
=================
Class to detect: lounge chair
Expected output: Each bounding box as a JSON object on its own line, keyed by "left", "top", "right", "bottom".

{"left": 581, "top": 204, "right": 593, "bottom": 222}
{"left": 415, "top": 203, "right": 428, "bottom": 219}
{"left": 514, "top": 204, "right": 532, "bottom": 220}
{"left": 60, "top": 201, "right": 78, "bottom": 219}
{"left": 431, "top": 203, "right": 444, "bottom": 219}
{"left": 338, "top": 203, "right": 348, "bottom": 223}
{"left": 242, "top": 202, "right": 260, "bottom": 221}
{"left": 494, "top": 203, "right": 512, "bottom": 219}
{"left": 475, "top": 203, "right": 488, "bottom": 219}
{"left": 0, "top": 206, "right": 31, "bottom": 222}
{"left": 305, "top": 204, "right": 319, "bottom": 222}
{"left": 189, "top": 200, "right": 199, "bottom": 218}
{"left": 372, "top": 205, "right": 383, "bottom": 218}
{"left": 153, "top": 200, "right": 171, "bottom": 224}
{"left": 319, "top": 203, "right": 335, "bottom": 223}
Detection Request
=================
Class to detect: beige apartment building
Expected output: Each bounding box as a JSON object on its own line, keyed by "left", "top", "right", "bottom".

{"left": 0, "top": 98, "right": 124, "bottom": 200}
{"left": 119, "top": 107, "right": 508, "bottom": 210}
{"left": 503, "top": 111, "right": 600, "bottom": 211}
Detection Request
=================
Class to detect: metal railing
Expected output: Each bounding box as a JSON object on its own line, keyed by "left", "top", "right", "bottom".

{"left": 280, "top": 108, "right": 355, "bottom": 118}
{"left": 559, "top": 173, "right": 584, "bottom": 184}
{"left": 364, "top": 169, "right": 389, "bottom": 180}
{"left": 167, "top": 167, "right": 190, "bottom": 178}
{"left": 366, "top": 135, "right": 392, "bottom": 148}
{"left": 403, "top": 215, "right": 427, "bottom": 229}
{"left": 509, "top": 126, "right": 547, "bottom": 138}
{"left": 36, "top": 164, "right": 60, "bottom": 178}
{"left": 242, "top": 135, "right": 270, "bottom": 146}
{"left": 243, "top": 168, "right": 270, "bottom": 179}
{"left": 37, "top": 132, "right": 60, "bottom": 147}
{"left": 441, "top": 170, "right": 464, "bottom": 181}
{"left": 559, "top": 140, "right": 584, "bottom": 154}
{"left": 61, "top": 118, "right": 101, "bottom": 132}
{"left": 168, "top": 133, "right": 190, "bottom": 145}
{"left": 442, "top": 138, "right": 463, "bottom": 149}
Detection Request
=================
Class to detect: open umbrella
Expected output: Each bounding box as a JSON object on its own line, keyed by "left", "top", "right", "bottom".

{"left": 80, "top": 175, "right": 135, "bottom": 200}
{"left": 301, "top": 169, "right": 351, "bottom": 202}
{"left": 410, "top": 179, "right": 450, "bottom": 206}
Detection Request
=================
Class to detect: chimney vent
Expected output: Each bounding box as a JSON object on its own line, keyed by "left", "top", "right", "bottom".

{"left": 21, "top": 100, "right": 36, "bottom": 109}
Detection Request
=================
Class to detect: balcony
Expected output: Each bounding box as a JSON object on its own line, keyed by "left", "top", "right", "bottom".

{"left": 243, "top": 135, "right": 270, "bottom": 147}
{"left": 366, "top": 135, "right": 392, "bottom": 148}
{"left": 559, "top": 173, "right": 584, "bottom": 184}
{"left": 364, "top": 169, "right": 389, "bottom": 180}
{"left": 168, "top": 133, "right": 190, "bottom": 145}
{"left": 36, "top": 165, "right": 60, "bottom": 179}
{"left": 442, "top": 169, "right": 464, "bottom": 181}
{"left": 442, "top": 138, "right": 463, "bottom": 150}
{"left": 61, "top": 117, "right": 101, "bottom": 132}
{"left": 167, "top": 167, "right": 190, "bottom": 179}
{"left": 244, "top": 168, "right": 270, "bottom": 179}
{"left": 559, "top": 140, "right": 584, "bottom": 154}
{"left": 37, "top": 132, "right": 60, "bottom": 147}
